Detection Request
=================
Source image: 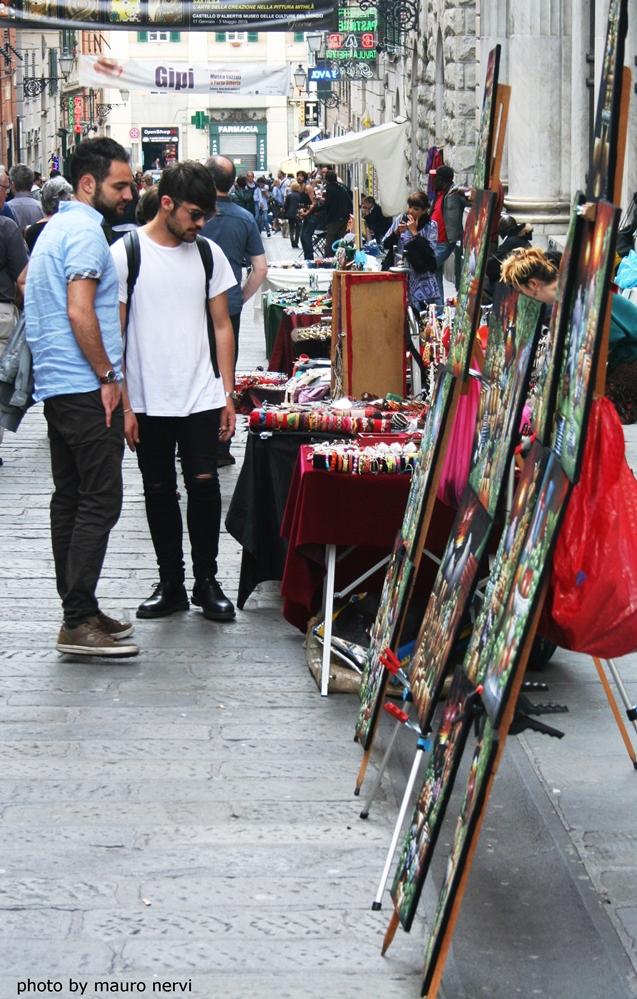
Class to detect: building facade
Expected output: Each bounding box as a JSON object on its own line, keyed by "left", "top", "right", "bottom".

{"left": 101, "top": 30, "right": 308, "bottom": 174}
{"left": 322, "top": 0, "right": 637, "bottom": 236}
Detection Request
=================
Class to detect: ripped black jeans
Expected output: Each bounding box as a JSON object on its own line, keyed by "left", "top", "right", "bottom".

{"left": 135, "top": 409, "right": 221, "bottom": 584}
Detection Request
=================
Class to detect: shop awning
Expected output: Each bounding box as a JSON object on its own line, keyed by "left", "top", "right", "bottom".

{"left": 308, "top": 118, "right": 409, "bottom": 218}
{"left": 280, "top": 155, "right": 313, "bottom": 174}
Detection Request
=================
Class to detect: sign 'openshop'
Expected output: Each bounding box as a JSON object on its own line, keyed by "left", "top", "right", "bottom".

{"left": 0, "top": 0, "right": 335, "bottom": 32}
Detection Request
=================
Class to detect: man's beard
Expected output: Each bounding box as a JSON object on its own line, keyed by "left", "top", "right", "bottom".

{"left": 93, "top": 182, "right": 126, "bottom": 218}
{"left": 166, "top": 209, "right": 197, "bottom": 243}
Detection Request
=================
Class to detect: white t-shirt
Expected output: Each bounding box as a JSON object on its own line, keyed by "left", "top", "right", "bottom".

{"left": 111, "top": 229, "right": 236, "bottom": 417}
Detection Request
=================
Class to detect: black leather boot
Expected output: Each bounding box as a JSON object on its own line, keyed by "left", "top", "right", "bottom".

{"left": 137, "top": 580, "right": 190, "bottom": 619}
{"left": 191, "top": 578, "right": 236, "bottom": 621}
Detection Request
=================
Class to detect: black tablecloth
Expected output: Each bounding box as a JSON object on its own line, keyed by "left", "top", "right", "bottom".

{"left": 225, "top": 429, "right": 341, "bottom": 609}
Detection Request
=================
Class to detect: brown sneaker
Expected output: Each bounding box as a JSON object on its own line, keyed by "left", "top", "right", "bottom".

{"left": 95, "top": 610, "right": 134, "bottom": 640}
{"left": 56, "top": 620, "right": 139, "bottom": 658}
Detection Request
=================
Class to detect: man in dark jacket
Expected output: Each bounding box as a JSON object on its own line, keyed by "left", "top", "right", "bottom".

{"left": 316, "top": 170, "right": 352, "bottom": 253}
{"left": 431, "top": 165, "right": 471, "bottom": 304}
{"left": 362, "top": 196, "right": 393, "bottom": 243}
{"left": 0, "top": 213, "right": 29, "bottom": 462}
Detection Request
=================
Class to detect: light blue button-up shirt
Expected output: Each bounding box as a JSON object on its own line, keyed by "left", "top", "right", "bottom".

{"left": 25, "top": 200, "right": 122, "bottom": 403}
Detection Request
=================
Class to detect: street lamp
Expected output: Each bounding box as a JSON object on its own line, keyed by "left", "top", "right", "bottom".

{"left": 119, "top": 88, "right": 130, "bottom": 102}
{"left": 59, "top": 48, "right": 74, "bottom": 80}
{"left": 306, "top": 32, "right": 324, "bottom": 55}
{"left": 293, "top": 64, "right": 307, "bottom": 91}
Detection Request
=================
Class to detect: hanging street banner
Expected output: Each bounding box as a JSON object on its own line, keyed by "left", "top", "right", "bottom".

{"left": 0, "top": 0, "right": 335, "bottom": 32}
{"left": 79, "top": 55, "right": 291, "bottom": 95}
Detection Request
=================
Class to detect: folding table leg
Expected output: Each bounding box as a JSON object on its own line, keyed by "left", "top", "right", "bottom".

{"left": 592, "top": 656, "right": 637, "bottom": 768}
{"left": 321, "top": 544, "right": 337, "bottom": 697}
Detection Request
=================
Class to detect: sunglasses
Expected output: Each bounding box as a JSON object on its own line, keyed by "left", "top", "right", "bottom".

{"left": 172, "top": 200, "right": 207, "bottom": 222}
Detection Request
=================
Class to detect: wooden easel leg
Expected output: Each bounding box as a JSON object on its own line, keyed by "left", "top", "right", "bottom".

{"left": 381, "top": 910, "right": 400, "bottom": 956}
{"left": 592, "top": 656, "right": 637, "bottom": 768}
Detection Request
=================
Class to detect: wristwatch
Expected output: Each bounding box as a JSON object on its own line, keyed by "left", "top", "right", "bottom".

{"left": 225, "top": 391, "right": 237, "bottom": 402}
{"left": 99, "top": 369, "right": 117, "bottom": 385}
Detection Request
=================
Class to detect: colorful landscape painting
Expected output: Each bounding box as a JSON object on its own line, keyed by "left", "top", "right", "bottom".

{"left": 531, "top": 197, "right": 585, "bottom": 445}
{"left": 586, "top": 0, "right": 628, "bottom": 202}
{"left": 356, "top": 538, "right": 413, "bottom": 747}
{"left": 447, "top": 189, "right": 497, "bottom": 381}
{"left": 409, "top": 487, "right": 492, "bottom": 736}
{"left": 469, "top": 285, "right": 543, "bottom": 517}
{"left": 480, "top": 453, "right": 571, "bottom": 728}
{"left": 472, "top": 45, "right": 501, "bottom": 191}
{"left": 421, "top": 718, "right": 498, "bottom": 997}
{"left": 552, "top": 199, "right": 620, "bottom": 483}
{"left": 356, "top": 369, "right": 456, "bottom": 749}
{"left": 464, "top": 442, "right": 551, "bottom": 689}
{"left": 402, "top": 368, "right": 455, "bottom": 556}
{"left": 391, "top": 667, "right": 478, "bottom": 932}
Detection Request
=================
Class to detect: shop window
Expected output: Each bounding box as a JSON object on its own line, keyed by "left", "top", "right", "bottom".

{"left": 226, "top": 31, "right": 247, "bottom": 42}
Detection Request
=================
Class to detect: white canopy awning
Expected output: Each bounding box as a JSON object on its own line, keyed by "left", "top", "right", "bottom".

{"left": 308, "top": 118, "right": 409, "bottom": 217}
{"left": 295, "top": 127, "right": 323, "bottom": 152}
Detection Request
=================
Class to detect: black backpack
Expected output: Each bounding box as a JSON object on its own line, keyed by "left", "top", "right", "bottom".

{"left": 122, "top": 230, "right": 220, "bottom": 377}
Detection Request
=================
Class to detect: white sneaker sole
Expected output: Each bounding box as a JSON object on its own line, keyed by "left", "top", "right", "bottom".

{"left": 109, "top": 624, "right": 135, "bottom": 640}
{"left": 56, "top": 642, "right": 139, "bottom": 658}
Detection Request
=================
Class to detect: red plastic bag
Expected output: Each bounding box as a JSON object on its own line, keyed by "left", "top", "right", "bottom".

{"left": 546, "top": 397, "right": 637, "bottom": 657}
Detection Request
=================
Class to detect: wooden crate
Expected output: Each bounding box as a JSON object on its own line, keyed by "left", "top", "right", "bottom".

{"left": 331, "top": 271, "right": 407, "bottom": 399}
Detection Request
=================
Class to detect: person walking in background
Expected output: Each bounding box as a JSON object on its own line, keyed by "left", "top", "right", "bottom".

{"left": 297, "top": 170, "right": 317, "bottom": 260}
{"left": 0, "top": 208, "right": 29, "bottom": 465}
{"left": 306, "top": 170, "right": 351, "bottom": 254}
{"left": 254, "top": 177, "right": 271, "bottom": 236}
{"left": 9, "top": 165, "right": 45, "bottom": 231}
{"left": 0, "top": 167, "right": 15, "bottom": 221}
{"left": 110, "top": 161, "right": 238, "bottom": 623}
{"left": 230, "top": 174, "right": 256, "bottom": 215}
{"left": 202, "top": 155, "right": 267, "bottom": 465}
{"left": 269, "top": 178, "right": 284, "bottom": 233}
{"left": 24, "top": 176, "right": 73, "bottom": 252}
{"left": 31, "top": 171, "right": 44, "bottom": 201}
{"left": 284, "top": 181, "right": 302, "bottom": 248}
{"left": 24, "top": 137, "right": 138, "bottom": 657}
{"left": 430, "top": 165, "right": 470, "bottom": 304}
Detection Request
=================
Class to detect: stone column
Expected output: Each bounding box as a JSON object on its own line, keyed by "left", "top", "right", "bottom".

{"left": 505, "top": 0, "right": 572, "bottom": 237}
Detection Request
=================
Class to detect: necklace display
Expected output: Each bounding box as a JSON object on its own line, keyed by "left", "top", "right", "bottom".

{"left": 419, "top": 305, "right": 453, "bottom": 403}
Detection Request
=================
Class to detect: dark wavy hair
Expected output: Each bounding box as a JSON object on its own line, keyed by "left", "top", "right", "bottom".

{"left": 70, "top": 137, "right": 129, "bottom": 193}
{"left": 158, "top": 161, "right": 217, "bottom": 213}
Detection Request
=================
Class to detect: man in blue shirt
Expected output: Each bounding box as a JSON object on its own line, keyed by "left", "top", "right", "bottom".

{"left": 202, "top": 155, "right": 267, "bottom": 465}
{"left": 24, "top": 137, "right": 139, "bottom": 658}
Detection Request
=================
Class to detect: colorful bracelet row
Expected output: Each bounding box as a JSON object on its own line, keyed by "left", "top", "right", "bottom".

{"left": 310, "top": 447, "right": 417, "bottom": 475}
{"left": 248, "top": 409, "right": 395, "bottom": 434}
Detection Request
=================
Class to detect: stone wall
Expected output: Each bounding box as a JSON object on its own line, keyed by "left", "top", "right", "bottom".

{"left": 406, "top": 0, "right": 478, "bottom": 189}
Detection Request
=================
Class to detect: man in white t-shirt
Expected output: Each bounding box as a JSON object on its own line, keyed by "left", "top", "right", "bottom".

{"left": 111, "top": 161, "right": 238, "bottom": 622}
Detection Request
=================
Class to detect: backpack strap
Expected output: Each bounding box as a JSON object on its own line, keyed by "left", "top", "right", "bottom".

{"left": 123, "top": 229, "right": 141, "bottom": 334}
{"left": 195, "top": 234, "right": 220, "bottom": 379}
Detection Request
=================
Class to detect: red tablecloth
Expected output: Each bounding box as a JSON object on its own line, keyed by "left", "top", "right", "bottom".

{"left": 280, "top": 445, "right": 457, "bottom": 631}
{"left": 268, "top": 310, "right": 329, "bottom": 377}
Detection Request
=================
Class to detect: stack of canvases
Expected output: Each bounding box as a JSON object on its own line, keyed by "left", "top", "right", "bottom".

{"left": 347, "top": 3, "right": 629, "bottom": 994}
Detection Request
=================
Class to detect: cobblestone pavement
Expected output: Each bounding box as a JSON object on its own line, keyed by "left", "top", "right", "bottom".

{"left": 0, "top": 232, "right": 636, "bottom": 999}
